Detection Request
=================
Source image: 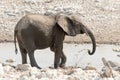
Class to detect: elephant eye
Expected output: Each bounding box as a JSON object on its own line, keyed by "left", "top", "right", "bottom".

{"left": 80, "top": 30, "right": 84, "bottom": 34}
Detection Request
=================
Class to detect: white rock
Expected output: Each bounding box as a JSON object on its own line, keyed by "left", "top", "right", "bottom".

{"left": 29, "top": 75, "right": 37, "bottom": 80}
{"left": 45, "top": 69, "right": 58, "bottom": 78}
{"left": 29, "top": 67, "right": 41, "bottom": 78}
{"left": 84, "top": 65, "right": 97, "bottom": 70}
{"left": 3, "top": 65, "right": 14, "bottom": 72}
{"left": 0, "top": 63, "right": 4, "bottom": 74}
{"left": 40, "top": 77, "right": 50, "bottom": 80}
{"left": 36, "top": 74, "right": 42, "bottom": 79}
{"left": 108, "top": 61, "right": 120, "bottom": 68}
{"left": 112, "top": 70, "right": 120, "bottom": 77}
{"left": 73, "top": 68, "right": 86, "bottom": 75}
{"left": 16, "top": 64, "right": 31, "bottom": 71}
{"left": 85, "top": 70, "right": 100, "bottom": 76}
{"left": 6, "top": 59, "right": 15, "bottom": 63}
{"left": 20, "top": 76, "right": 29, "bottom": 80}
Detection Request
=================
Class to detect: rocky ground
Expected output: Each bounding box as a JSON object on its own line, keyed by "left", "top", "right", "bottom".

{"left": 0, "top": 57, "right": 120, "bottom": 80}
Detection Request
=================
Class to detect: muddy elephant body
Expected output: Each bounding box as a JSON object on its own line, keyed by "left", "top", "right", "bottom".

{"left": 14, "top": 14, "right": 96, "bottom": 68}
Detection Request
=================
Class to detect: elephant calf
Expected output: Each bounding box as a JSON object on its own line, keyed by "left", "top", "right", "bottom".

{"left": 14, "top": 14, "right": 96, "bottom": 69}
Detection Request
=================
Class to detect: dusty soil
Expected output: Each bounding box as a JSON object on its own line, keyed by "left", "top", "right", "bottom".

{"left": 0, "top": 0, "right": 120, "bottom": 43}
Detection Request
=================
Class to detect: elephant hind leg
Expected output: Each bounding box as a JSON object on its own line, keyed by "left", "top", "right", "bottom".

{"left": 17, "top": 39, "right": 27, "bottom": 64}
{"left": 19, "top": 47, "right": 27, "bottom": 64}
{"left": 23, "top": 38, "right": 41, "bottom": 69}
{"left": 27, "top": 50, "right": 41, "bottom": 69}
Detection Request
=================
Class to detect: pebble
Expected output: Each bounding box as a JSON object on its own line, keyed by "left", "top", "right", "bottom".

{"left": 6, "top": 59, "right": 15, "bottom": 63}
{"left": 16, "top": 64, "right": 31, "bottom": 71}
{"left": 113, "top": 48, "right": 120, "bottom": 52}
{"left": 3, "top": 65, "right": 13, "bottom": 72}
{"left": 84, "top": 65, "right": 97, "bottom": 70}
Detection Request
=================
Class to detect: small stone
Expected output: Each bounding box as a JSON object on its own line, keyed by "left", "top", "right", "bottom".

{"left": 108, "top": 61, "right": 120, "bottom": 68}
{"left": 63, "top": 69, "right": 75, "bottom": 75}
{"left": 114, "top": 67, "right": 120, "bottom": 72}
{"left": 84, "top": 65, "right": 96, "bottom": 70}
{"left": 16, "top": 64, "right": 31, "bottom": 71}
{"left": 44, "top": 0, "right": 53, "bottom": 3}
{"left": 6, "top": 59, "right": 15, "bottom": 63}
{"left": 20, "top": 76, "right": 29, "bottom": 80}
{"left": 44, "top": 12, "right": 53, "bottom": 16}
{"left": 113, "top": 48, "right": 120, "bottom": 52}
{"left": 29, "top": 67, "right": 41, "bottom": 78}
{"left": 45, "top": 69, "right": 58, "bottom": 78}
{"left": 67, "top": 76, "right": 80, "bottom": 80}
{"left": 103, "top": 66, "right": 112, "bottom": 77}
{"left": 112, "top": 70, "right": 120, "bottom": 77}
{"left": 3, "top": 65, "right": 13, "bottom": 72}
{"left": 63, "top": 7, "right": 72, "bottom": 12}
{"left": 117, "top": 54, "right": 120, "bottom": 57}
{"left": 36, "top": 74, "right": 42, "bottom": 79}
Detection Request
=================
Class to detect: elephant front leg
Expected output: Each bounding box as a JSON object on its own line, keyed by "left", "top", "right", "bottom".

{"left": 54, "top": 45, "right": 66, "bottom": 68}
{"left": 54, "top": 51, "right": 66, "bottom": 68}
{"left": 60, "top": 52, "right": 66, "bottom": 68}
{"left": 54, "top": 52, "right": 61, "bottom": 68}
{"left": 54, "top": 47, "right": 63, "bottom": 68}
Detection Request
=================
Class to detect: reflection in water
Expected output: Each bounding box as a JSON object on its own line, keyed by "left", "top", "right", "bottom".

{"left": 0, "top": 43, "right": 119, "bottom": 70}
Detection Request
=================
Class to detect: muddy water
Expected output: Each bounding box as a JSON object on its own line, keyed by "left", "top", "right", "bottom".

{"left": 0, "top": 43, "right": 120, "bottom": 70}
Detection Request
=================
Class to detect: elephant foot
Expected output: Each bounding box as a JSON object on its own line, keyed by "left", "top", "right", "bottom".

{"left": 31, "top": 65, "right": 41, "bottom": 69}
{"left": 59, "top": 63, "right": 65, "bottom": 68}
{"left": 54, "top": 63, "right": 59, "bottom": 69}
{"left": 49, "top": 66, "right": 54, "bottom": 69}
{"left": 50, "top": 63, "right": 65, "bottom": 69}
{"left": 37, "top": 66, "right": 41, "bottom": 69}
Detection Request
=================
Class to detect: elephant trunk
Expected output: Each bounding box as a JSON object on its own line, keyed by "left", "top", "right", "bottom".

{"left": 84, "top": 27, "right": 96, "bottom": 55}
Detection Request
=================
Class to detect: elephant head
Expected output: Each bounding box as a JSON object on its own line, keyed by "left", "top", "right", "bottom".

{"left": 57, "top": 15, "right": 96, "bottom": 55}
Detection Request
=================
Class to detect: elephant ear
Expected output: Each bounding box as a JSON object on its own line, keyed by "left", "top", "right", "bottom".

{"left": 57, "top": 16, "right": 76, "bottom": 36}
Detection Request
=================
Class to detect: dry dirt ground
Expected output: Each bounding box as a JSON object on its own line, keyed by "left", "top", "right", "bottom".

{"left": 0, "top": 0, "right": 120, "bottom": 43}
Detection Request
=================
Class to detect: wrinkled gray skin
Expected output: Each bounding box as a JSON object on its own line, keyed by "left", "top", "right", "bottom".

{"left": 14, "top": 14, "right": 96, "bottom": 69}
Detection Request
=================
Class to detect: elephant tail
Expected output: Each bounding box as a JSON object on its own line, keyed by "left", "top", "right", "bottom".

{"left": 14, "top": 29, "right": 18, "bottom": 54}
